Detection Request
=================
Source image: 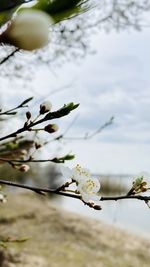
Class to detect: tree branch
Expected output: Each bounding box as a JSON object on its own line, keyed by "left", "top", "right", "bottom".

{"left": 0, "top": 103, "right": 79, "bottom": 142}
{"left": 0, "top": 179, "right": 149, "bottom": 203}
{"left": 0, "top": 179, "right": 80, "bottom": 199}
{"left": 0, "top": 154, "right": 75, "bottom": 164}
{"left": 62, "top": 116, "right": 114, "bottom": 140}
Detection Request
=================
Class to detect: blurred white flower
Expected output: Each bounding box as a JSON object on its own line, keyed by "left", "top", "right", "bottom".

{"left": 4, "top": 10, "right": 52, "bottom": 51}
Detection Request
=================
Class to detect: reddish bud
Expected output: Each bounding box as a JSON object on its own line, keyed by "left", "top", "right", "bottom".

{"left": 93, "top": 204, "right": 102, "bottom": 210}
{"left": 26, "top": 111, "right": 31, "bottom": 120}
{"left": 44, "top": 124, "right": 59, "bottom": 133}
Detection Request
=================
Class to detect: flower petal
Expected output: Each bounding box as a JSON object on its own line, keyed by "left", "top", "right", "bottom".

{"left": 60, "top": 166, "right": 73, "bottom": 180}
{"left": 81, "top": 193, "right": 101, "bottom": 203}
{"left": 90, "top": 194, "right": 101, "bottom": 201}
{"left": 81, "top": 193, "right": 90, "bottom": 203}
{"left": 91, "top": 178, "right": 101, "bottom": 192}
{"left": 72, "top": 165, "right": 91, "bottom": 182}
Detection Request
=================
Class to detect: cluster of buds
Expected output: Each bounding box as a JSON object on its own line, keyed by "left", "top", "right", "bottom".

{"left": 26, "top": 101, "right": 59, "bottom": 134}
{"left": 128, "top": 176, "right": 148, "bottom": 195}
{"left": 39, "top": 101, "right": 59, "bottom": 133}
{"left": 0, "top": 10, "right": 52, "bottom": 51}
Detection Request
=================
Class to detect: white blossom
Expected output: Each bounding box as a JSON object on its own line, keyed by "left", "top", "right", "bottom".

{"left": 61, "top": 164, "right": 91, "bottom": 182}
{"left": 61, "top": 165, "right": 101, "bottom": 203}
{"left": 77, "top": 177, "right": 101, "bottom": 202}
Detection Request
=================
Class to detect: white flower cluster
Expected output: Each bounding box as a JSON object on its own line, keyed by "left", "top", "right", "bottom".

{"left": 61, "top": 164, "right": 101, "bottom": 203}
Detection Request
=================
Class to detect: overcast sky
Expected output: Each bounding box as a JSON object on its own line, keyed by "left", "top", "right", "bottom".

{"left": 1, "top": 17, "right": 150, "bottom": 174}
{"left": 25, "top": 26, "right": 150, "bottom": 175}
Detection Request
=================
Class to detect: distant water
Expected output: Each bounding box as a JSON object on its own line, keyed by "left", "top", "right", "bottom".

{"left": 51, "top": 175, "right": 150, "bottom": 238}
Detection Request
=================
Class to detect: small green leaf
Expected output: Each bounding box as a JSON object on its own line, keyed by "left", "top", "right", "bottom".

{"left": 6, "top": 112, "right": 17, "bottom": 115}
{"left": 45, "top": 103, "right": 79, "bottom": 120}
{"left": 19, "top": 97, "right": 34, "bottom": 107}
{"left": 59, "top": 154, "right": 75, "bottom": 162}
{"left": 61, "top": 102, "right": 80, "bottom": 112}
{"left": 6, "top": 142, "right": 19, "bottom": 150}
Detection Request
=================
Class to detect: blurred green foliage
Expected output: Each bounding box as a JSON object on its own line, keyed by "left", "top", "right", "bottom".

{"left": 0, "top": 0, "right": 87, "bottom": 25}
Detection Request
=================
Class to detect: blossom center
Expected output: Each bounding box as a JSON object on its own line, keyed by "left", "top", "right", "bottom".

{"left": 75, "top": 164, "right": 90, "bottom": 178}
{"left": 82, "top": 179, "right": 96, "bottom": 194}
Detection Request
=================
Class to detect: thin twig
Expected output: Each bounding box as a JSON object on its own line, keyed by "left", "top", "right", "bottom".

{"left": 0, "top": 49, "right": 19, "bottom": 65}
{"left": 101, "top": 195, "right": 150, "bottom": 201}
{"left": 62, "top": 116, "right": 114, "bottom": 140}
{"left": 0, "top": 97, "right": 33, "bottom": 116}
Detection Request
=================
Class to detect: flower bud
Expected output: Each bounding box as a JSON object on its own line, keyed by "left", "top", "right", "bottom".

{"left": 19, "top": 164, "right": 30, "bottom": 172}
{"left": 26, "top": 111, "right": 31, "bottom": 120}
{"left": 2, "top": 10, "right": 52, "bottom": 51}
{"left": 93, "top": 204, "right": 102, "bottom": 210}
{"left": 44, "top": 124, "right": 59, "bottom": 133}
{"left": 40, "top": 101, "right": 52, "bottom": 114}
{"left": 133, "top": 177, "right": 143, "bottom": 187}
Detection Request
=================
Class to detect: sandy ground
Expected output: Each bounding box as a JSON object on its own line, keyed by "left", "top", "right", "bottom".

{"left": 0, "top": 192, "right": 150, "bottom": 267}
